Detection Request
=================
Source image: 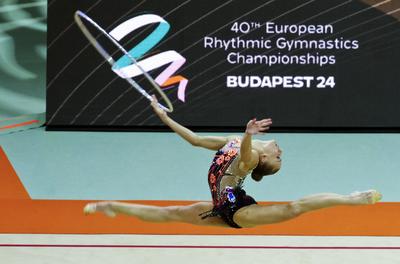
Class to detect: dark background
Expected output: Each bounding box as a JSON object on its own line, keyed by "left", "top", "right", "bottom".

{"left": 46, "top": 0, "right": 400, "bottom": 131}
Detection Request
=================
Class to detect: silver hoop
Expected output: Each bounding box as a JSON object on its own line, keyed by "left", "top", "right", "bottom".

{"left": 74, "top": 10, "right": 174, "bottom": 112}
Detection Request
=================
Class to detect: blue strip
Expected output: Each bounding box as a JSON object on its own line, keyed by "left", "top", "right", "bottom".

{"left": 113, "top": 22, "right": 170, "bottom": 69}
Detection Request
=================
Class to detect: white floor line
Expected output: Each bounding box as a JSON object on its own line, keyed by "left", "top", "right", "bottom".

{"left": 0, "top": 234, "right": 399, "bottom": 264}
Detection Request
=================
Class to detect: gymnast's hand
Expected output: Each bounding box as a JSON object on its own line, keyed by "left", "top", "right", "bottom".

{"left": 245, "top": 118, "right": 272, "bottom": 135}
{"left": 151, "top": 95, "right": 167, "bottom": 118}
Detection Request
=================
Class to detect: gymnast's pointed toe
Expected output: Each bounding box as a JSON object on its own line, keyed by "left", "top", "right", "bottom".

{"left": 83, "top": 203, "right": 97, "bottom": 215}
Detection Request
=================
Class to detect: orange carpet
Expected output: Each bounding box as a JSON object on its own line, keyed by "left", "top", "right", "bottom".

{"left": 1, "top": 146, "right": 399, "bottom": 235}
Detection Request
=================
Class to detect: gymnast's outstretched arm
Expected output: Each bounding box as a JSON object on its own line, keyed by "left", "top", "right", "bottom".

{"left": 150, "top": 95, "right": 233, "bottom": 151}
{"left": 237, "top": 118, "right": 272, "bottom": 172}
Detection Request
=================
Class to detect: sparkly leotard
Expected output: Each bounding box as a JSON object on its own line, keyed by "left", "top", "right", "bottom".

{"left": 200, "top": 138, "right": 257, "bottom": 228}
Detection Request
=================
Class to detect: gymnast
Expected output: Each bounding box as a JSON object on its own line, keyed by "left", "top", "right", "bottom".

{"left": 84, "top": 95, "right": 382, "bottom": 228}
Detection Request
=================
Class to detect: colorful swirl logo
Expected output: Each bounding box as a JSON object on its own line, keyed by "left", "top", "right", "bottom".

{"left": 110, "top": 14, "right": 188, "bottom": 102}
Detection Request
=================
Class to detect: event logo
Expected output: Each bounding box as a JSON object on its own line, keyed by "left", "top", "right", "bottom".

{"left": 110, "top": 14, "right": 188, "bottom": 102}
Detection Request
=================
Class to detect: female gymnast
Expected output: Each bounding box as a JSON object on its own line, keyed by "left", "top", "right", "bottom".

{"left": 84, "top": 95, "right": 382, "bottom": 228}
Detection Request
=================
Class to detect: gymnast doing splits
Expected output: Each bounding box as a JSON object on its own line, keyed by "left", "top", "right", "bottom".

{"left": 84, "top": 95, "right": 382, "bottom": 228}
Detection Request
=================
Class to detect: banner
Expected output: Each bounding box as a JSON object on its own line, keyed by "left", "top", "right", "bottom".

{"left": 46, "top": 0, "right": 400, "bottom": 130}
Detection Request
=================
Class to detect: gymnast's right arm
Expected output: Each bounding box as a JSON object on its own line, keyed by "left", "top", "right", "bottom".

{"left": 150, "top": 95, "right": 230, "bottom": 151}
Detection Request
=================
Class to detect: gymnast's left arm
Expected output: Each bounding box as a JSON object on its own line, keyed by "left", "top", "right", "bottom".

{"left": 150, "top": 95, "right": 230, "bottom": 150}
{"left": 238, "top": 118, "right": 272, "bottom": 171}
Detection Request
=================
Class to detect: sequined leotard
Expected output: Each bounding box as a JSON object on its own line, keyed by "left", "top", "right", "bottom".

{"left": 201, "top": 138, "right": 257, "bottom": 228}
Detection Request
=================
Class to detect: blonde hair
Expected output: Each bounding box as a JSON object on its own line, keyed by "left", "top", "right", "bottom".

{"left": 251, "top": 159, "right": 278, "bottom": 181}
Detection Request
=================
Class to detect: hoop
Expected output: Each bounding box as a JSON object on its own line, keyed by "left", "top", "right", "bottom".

{"left": 74, "top": 10, "right": 173, "bottom": 112}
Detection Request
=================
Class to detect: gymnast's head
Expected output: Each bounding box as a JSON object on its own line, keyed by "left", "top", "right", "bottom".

{"left": 251, "top": 140, "right": 282, "bottom": 181}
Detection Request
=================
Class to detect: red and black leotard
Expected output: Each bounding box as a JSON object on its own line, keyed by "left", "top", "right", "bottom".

{"left": 200, "top": 138, "right": 257, "bottom": 228}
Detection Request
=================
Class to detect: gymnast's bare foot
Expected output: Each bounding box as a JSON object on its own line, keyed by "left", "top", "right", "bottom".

{"left": 350, "top": 190, "right": 382, "bottom": 205}
{"left": 84, "top": 201, "right": 116, "bottom": 217}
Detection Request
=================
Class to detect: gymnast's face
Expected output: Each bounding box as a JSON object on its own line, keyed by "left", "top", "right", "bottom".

{"left": 261, "top": 140, "right": 282, "bottom": 172}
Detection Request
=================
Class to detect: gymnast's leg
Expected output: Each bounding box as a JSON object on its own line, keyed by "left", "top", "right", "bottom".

{"left": 233, "top": 190, "right": 382, "bottom": 228}
{"left": 84, "top": 201, "right": 228, "bottom": 227}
